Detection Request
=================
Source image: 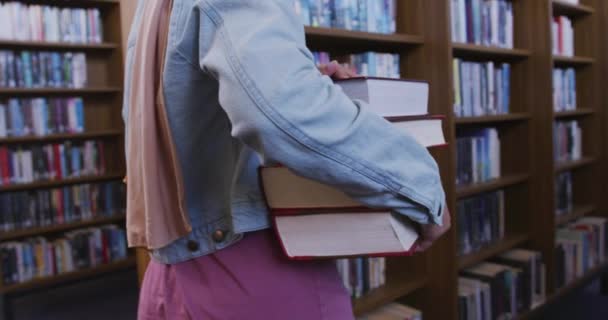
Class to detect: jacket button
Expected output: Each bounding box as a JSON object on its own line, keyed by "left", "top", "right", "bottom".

{"left": 212, "top": 230, "right": 226, "bottom": 243}
{"left": 186, "top": 240, "right": 199, "bottom": 252}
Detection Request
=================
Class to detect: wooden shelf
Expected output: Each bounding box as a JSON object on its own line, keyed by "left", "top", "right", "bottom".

{"left": 458, "top": 234, "right": 529, "bottom": 270}
{"left": 0, "top": 257, "right": 136, "bottom": 294}
{"left": 554, "top": 108, "right": 595, "bottom": 118}
{"left": 553, "top": 55, "right": 595, "bottom": 67}
{"left": 555, "top": 205, "right": 596, "bottom": 226}
{"left": 455, "top": 113, "right": 530, "bottom": 125}
{"left": 555, "top": 157, "right": 597, "bottom": 172}
{"left": 552, "top": 1, "right": 595, "bottom": 17}
{"left": 0, "top": 130, "right": 122, "bottom": 144}
{"left": 518, "top": 262, "right": 608, "bottom": 320}
{"left": 0, "top": 214, "right": 126, "bottom": 241}
{"left": 353, "top": 276, "right": 427, "bottom": 316}
{"left": 305, "top": 27, "right": 423, "bottom": 49}
{"left": 14, "top": 0, "right": 119, "bottom": 9}
{"left": 0, "top": 173, "right": 124, "bottom": 192}
{"left": 456, "top": 174, "right": 529, "bottom": 199}
{"left": 452, "top": 43, "right": 531, "bottom": 61}
{"left": 0, "top": 40, "right": 117, "bottom": 51}
{"left": 0, "top": 87, "right": 122, "bottom": 95}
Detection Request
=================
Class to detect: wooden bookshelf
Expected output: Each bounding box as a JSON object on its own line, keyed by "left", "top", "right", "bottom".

{"left": 553, "top": 55, "right": 595, "bottom": 67}
{"left": 554, "top": 157, "right": 597, "bottom": 172}
{"left": 554, "top": 108, "right": 595, "bottom": 118}
{"left": 0, "top": 173, "right": 124, "bottom": 192}
{"left": 0, "top": 130, "right": 122, "bottom": 144}
{"left": 555, "top": 205, "right": 596, "bottom": 226}
{"left": 455, "top": 113, "right": 531, "bottom": 125}
{"left": 304, "top": 26, "right": 424, "bottom": 48}
{"left": 458, "top": 234, "right": 529, "bottom": 270}
{"left": 552, "top": 1, "right": 595, "bottom": 16}
{"left": 456, "top": 174, "right": 529, "bottom": 199}
{"left": 0, "top": 0, "right": 128, "bottom": 317}
{"left": 0, "top": 214, "right": 126, "bottom": 241}
{"left": 0, "top": 87, "right": 122, "bottom": 95}
{"left": 352, "top": 276, "right": 428, "bottom": 316}
{"left": 0, "top": 257, "right": 135, "bottom": 295}
{"left": 0, "top": 40, "right": 118, "bottom": 51}
{"left": 452, "top": 43, "right": 531, "bottom": 60}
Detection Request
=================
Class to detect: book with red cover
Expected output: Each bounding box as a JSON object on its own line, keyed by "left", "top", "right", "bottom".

{"left": 259, "top": 166, "right": 419, "bottom": 260}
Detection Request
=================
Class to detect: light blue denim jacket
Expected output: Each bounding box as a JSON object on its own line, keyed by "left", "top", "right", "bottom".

{"left": 123, "top": 0, "right": 446, "bottom": 264}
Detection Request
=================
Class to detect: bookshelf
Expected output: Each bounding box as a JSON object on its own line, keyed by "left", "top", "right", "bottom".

{"left": 119, "top": 1, "right": 608, "bottom": 320}
{"left": 0, "top": 1, "right": 130, "bottom": 319}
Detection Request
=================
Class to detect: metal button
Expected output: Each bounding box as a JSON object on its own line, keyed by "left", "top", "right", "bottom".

{"left": 212, "top": 230, "right": 226, "bottom": 243}
{"left": 186, "top": 240, "right": 199, "bottom": 252}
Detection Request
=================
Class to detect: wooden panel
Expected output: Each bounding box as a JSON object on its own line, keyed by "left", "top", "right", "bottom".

{"left": 452, "top": 43, "right": 531, "bottom": 61}
{"left": 456, "top": 175, "right": 529, "bottom": 199}
{"left": 0, "top": 40, "right": 117, "bottom": 51}
{"left": 458, "top": 234, "right": 529, "bottom": 270}
{"left": 455, "top": 113, "right": 531, "bottom": 125}
{"left": 0, "top": 214, "right": 126, "bottom": 241}
{"left": 353, "top": 276, "right": 428, "bottom": 316}
{"left": 555, "top": 205, "right": 596, "bottom": 226}
{"left": 0, "top": 174, "right": 123, "bottom": 192}
{"left": 0, "top": 130, "right": 121, "bottom": 144}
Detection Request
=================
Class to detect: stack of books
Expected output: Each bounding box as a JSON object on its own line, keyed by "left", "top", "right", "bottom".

{"left": 0, "top": 181, "right": 125, "bottom": 232}
{"left": 0, "top": 225, "right": 128, "bottom": 285}
{"left": 552, "top": 16, "right": 574, "bottom": 57}
{"left": 313, "top": 51, "right": 400, "bottom": 79}
{"left": 0, "top": 51, "right": 87, "bottom": 89}
{"left": 0, "top": 140, "right": 106, "bottom": 185}
{"left": 553, "top": 67, "right": 577, "bottom": 112}
{"left": 336, "top": 257, "right": 385, "bottom": 298}
{"left": 0, "top": 97, "right": 85, "bottom": 137}
{"left": 0, "top": 3, "right": 103, "bottom": 43}
{"left": 453, "top": 59, "right": 511, "bottom": 118}
{"left": 555, "top": 171, "right": 573, "bottom": 216}
{"left": 450, "top": 0, "right": 514, "bottom": 48}
{"left": 259, "top": 77, "right": 445, "bottom": 260}
{"left": 358, "top": 303, "right": 422, "bottom": 320}
{"left": 553, "top": 120, "right": 582, "bottom": 163}
{"left": 459, "top": 249, "right": 546, "bottom": 320}
{"left": 295, "top": 0, "right": 396, "bottom": 34}
{"left": 555, "top": 216, "right": 608, "bottom": 288}
{"left": 456, "top": 128, "right": 501, "bottom": 186}
{"left": 456, "top": 191, "right": 505, "bottom": 256}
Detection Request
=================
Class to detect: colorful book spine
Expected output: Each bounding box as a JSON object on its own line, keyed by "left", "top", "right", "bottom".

{"left": 553, "top": 67, "right": 577, "bottom": 112}
{"left": 456, "top": 128, "right": 501, "bottom": 186}
{"left": 312, "top": 51, "right": 400, "bottom": 78}
{"left": 451, "top": 0, "right": 514, "bottom": 48}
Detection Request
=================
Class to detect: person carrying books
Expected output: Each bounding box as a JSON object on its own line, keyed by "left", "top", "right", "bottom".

{"left": 123, "top": 0, "right": 450, "bottom": 319}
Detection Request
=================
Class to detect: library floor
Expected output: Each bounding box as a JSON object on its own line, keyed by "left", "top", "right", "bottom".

{"left": 8, "top": 271, "right": 608, "bottom": 320}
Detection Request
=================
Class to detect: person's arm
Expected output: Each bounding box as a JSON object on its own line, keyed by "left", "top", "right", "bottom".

{"left": 190, "top": 0, "right": 446, "bottom": 226}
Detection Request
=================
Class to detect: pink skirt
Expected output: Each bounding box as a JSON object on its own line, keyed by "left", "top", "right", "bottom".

{"left": 138, "top": 230, "right": 354, "bottom": 319}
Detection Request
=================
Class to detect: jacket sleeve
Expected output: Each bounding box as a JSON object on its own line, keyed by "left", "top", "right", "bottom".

{"left": 192, "top": 0, "right": 446, "bottom": 225}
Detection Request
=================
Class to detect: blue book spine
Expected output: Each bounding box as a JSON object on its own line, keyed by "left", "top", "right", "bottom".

{"left": 52, "top": 53, "right": 62, "bottom": 88}
{"left": 71, "top": 146, "right": 80, "bottom": 176}
{"left": 21, "top": 52, "right": 33, "bottom": 88}
{"left": 301, "top": 0, "right": 311, "bottom": 26}
{"left": 8, "top": 99, "right": 23, "bottom": 137}
{"left": 59, "top": 146, "right": 67, "bottom": 179}
{"left": 357, "top": 0, "right": 367, "bottom": 31}
{"left": 332, "top": 0, "right": 346, "bottom": 29}
{"left": 75, "top": 98, "right": 84, "bottom": 133}
{"left": 321, "top": 0, "right": 332, "bottom": 27}
{"left": 472, "top": 0, "right": 481, "bottom": 44}
{"left": 502, "top": 63, "right": 510, "bottom": 113}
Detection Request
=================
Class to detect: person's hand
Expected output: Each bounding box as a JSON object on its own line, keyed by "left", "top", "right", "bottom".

{"left": 416, "top": 206, "right": 451, "bottom": 252}
{"left": 318, "top": 60, "right": 357, "bottom": 79}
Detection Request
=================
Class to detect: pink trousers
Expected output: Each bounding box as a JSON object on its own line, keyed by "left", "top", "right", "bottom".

{"left": 137, "top": 230, "right": 354, "bottom": 319}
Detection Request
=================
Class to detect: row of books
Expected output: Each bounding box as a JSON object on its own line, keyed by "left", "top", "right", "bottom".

{"left": 555, "top": 171, "right": 573, "bottom": 216}
{"left": 0, "top": 225, "right": 128, "bottom": 285}
{"left": 553, "top": 67, "right": 577, "bottom": 112}
{"left": 459, "top": 249, "right": 546, "bottom": 320}
{"left": 295, "top": 0, "right": 396, "bottom": 34}
{"left": 358, "top": 303, "right": 422, "bottom": 320}
{"left": 313, "top": 51, "right": 400, "bottom": 79}
{"left": 552, "top": 16, "right": 574, "bottom": 57}
{"left": 0, "top": 140, "right": 106, "bottom": 186}
{"left": 0, "top": 97, "right": 85, "bottom": 138}
{"left": 456, "top": 190, "right": 505, "bottom": 256}
{"left": 0, "top": 51, "right": 87, "bottom": 89}
{"left": 554, "top": 120, "right": 582, "bottom": 163}
{"left": 0, "top": 181, "right": 125, "bottom": 233}
{"left": 0, "top": 3, "right": 103, "bottom": 44}
{"left": 450, "top": 0, "right": 514, "bottom": 48}
{"left": 336, "top": 257, "right": 385, "bottom": 298}
{"left": 453, "top": 59, "right": 511, "bottom": 118}
{"left": 555, "top": 216, "right": 608, "bottom": 288}
{"left": 456, "top": 128, "right": 501, "bottom": 186}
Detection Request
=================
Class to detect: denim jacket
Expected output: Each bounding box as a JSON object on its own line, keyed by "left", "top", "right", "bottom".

{"left": 123, "top": 0, "right": 446, "bottom": 264}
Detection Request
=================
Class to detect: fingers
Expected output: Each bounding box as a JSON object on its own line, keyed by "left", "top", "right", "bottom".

{"left": 318, "top": 61, "right": 358, "bottom": 79}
